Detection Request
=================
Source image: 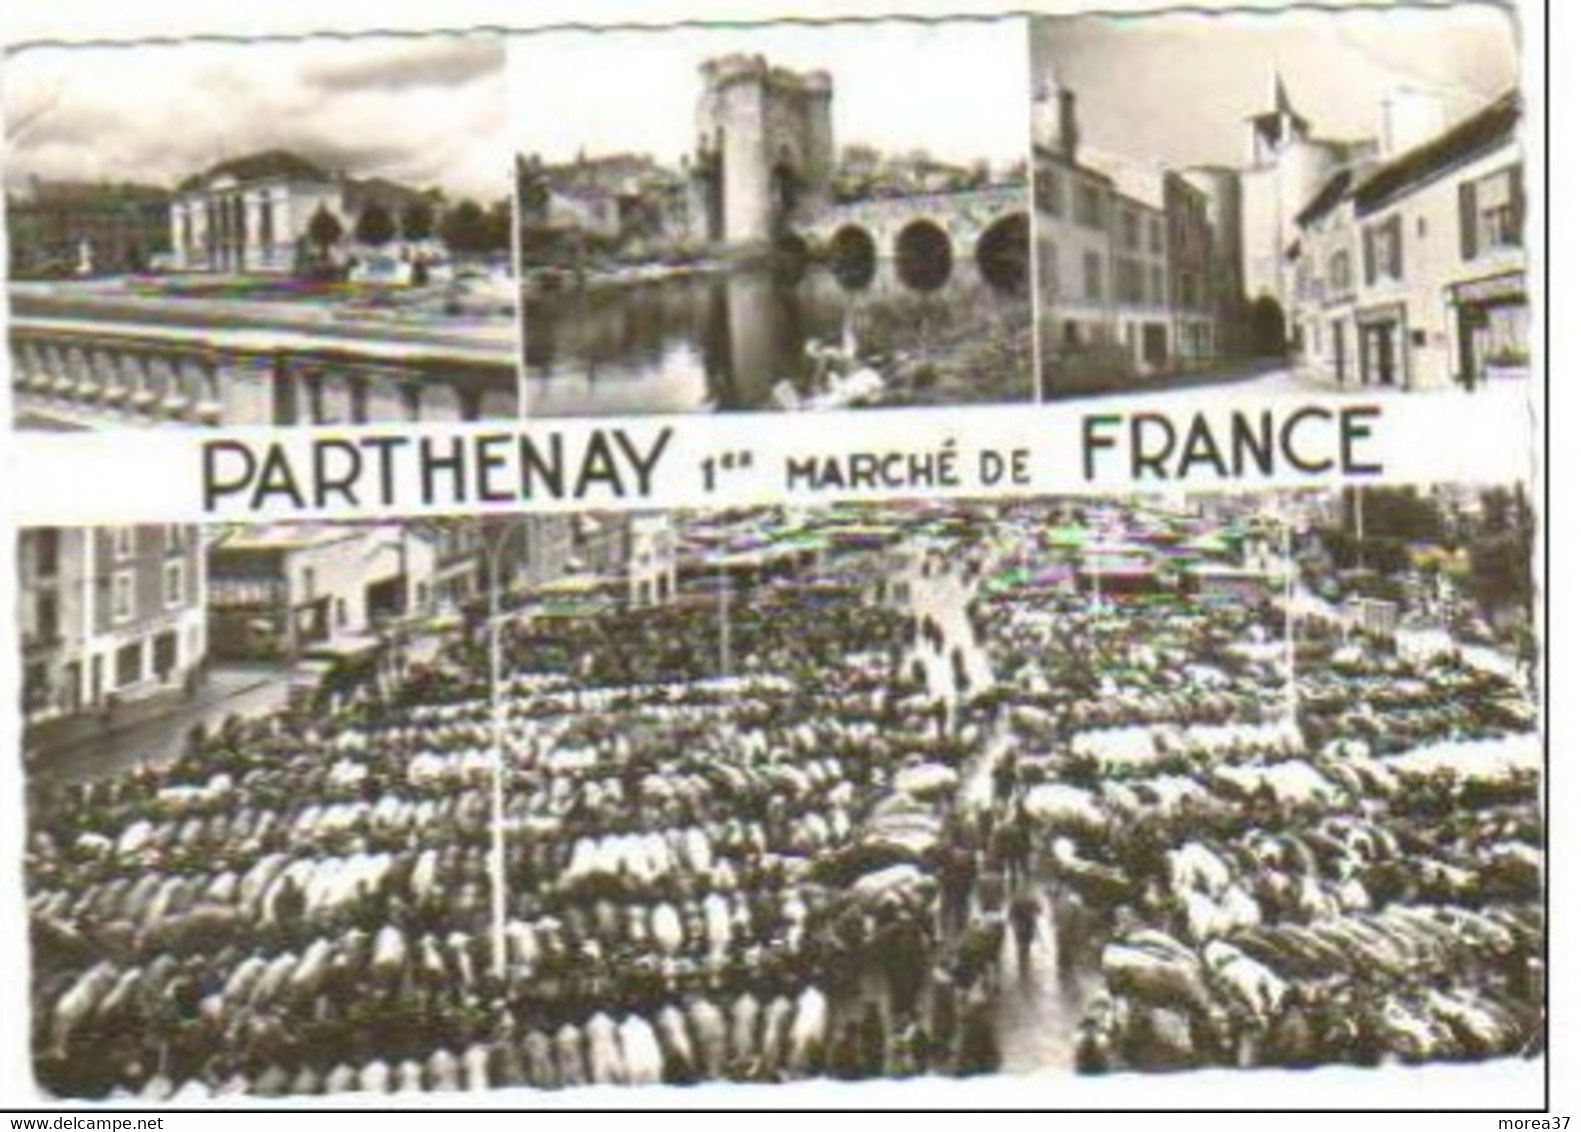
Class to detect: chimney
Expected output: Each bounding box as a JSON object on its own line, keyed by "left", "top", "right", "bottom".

{"left": 1059, "top": 89, "right": 1079, "bottom": 160}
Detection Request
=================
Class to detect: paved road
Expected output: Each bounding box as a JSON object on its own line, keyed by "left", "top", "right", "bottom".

{"left": 891, "top": 541, "right": 1091, "bottom": 1075}
{"left": 29, "top": 666, "right": 289, "bottom": 787}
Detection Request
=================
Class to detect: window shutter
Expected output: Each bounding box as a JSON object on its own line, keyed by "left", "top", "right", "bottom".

{"left": 1459, "top": 181, "right": 1478, "bottom": 260}
{"left": 1363, "top": 227, "right": 1376, "bottom": 285}
{"left": 1509, "top": 165, "right": 1525, "bottom": 247}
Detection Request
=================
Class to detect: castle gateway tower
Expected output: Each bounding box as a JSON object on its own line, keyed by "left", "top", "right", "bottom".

{"left": 691, "top": 55, "right": 835, "bottom": 247}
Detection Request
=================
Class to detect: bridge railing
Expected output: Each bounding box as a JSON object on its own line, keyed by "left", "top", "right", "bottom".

{"left": 817, "top": 183, "right": 1031, "bottom": 225}
{"left": 10, "top": 317, "right": 520, "bottom": 429}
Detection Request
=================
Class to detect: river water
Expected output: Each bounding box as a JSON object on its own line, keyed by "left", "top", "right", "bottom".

{"left": 521, "top": 262, "right": 1030, "bottom": 416}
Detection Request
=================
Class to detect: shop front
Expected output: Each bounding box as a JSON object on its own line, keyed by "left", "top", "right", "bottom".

{"left": 1355, "top": 303, "right": 1408, "bottom": 388}
{"left": 1450, "top": 270, "right": 1528, "bottom": 389}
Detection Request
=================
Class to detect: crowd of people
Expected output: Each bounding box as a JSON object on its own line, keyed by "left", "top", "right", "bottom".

{"left": 24, "top": 501, "right": 1544, "bottom": 1097}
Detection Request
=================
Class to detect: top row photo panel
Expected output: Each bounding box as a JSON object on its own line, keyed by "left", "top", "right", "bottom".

{"left": 7, "top": 32, "right": 520, "bottom": 432}
{"left": 5, "top": 5, "right": 1527, "bottom": 431}
{"left": 511, "top": 17, "right": 1036, "bottom": 416}
{"left": 1030, "top": 5, "right": 1526, "bottom": 402}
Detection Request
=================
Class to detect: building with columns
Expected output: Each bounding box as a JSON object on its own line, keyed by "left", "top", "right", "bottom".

{"left": 169, "top": 150, "right": 428, "bottom": 274}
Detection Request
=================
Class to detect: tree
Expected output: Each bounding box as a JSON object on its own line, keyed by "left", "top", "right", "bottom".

{"left": 400, "top": 198, "right": 436, "bottom": 242}
{"left": 484, "top": 200, "right": 514, "bottom": 254}
{"left": 306, "top": 204, "right": 344, "bottom": 260}
{"left": 354, "top": 201, "right": 397, "bottom": 248}
{"left": 1468, "top": 485, "right": 1535, "bottom": 622}
{"left": 439, "top": 199, "right": 490, "bottom": 255}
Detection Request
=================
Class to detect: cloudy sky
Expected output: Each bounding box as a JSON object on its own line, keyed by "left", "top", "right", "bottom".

{"left": 4, "top": 33, "right": 509, "bottom": 200}
{"left": 509, "top": 18, "right": 1030, "bottom": 169}
{"left": 1032, "top": 5, "right": 1519, "bottom": 168}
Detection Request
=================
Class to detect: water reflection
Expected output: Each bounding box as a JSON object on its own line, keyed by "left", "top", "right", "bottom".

{"left": 521, "top": 260, "right": 1025, "bottom": 416}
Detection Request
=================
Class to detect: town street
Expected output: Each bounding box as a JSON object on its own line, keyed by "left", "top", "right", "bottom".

{"left": 28, "top": 664, "right": 288, "bottom": 787}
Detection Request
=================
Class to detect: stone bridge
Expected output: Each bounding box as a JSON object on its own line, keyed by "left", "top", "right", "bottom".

{"left": 795, "top": 184, "right": 1031, "bottom": 290}
{"left": 10, "top": 316, "right": 519, "bottom": 430}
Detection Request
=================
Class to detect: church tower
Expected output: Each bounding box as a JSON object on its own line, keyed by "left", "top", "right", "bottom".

{"left": 1235, "top": 69, "right": 1345, "bottom": 349}
{"left": 1247, "top": 70, "right": 1311, "bottom": 166}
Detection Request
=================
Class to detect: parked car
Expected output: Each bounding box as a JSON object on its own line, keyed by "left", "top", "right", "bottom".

{"left": 442, "top": 266, "right": 516, "bottom": 316}
{"left": 348, "top": 254, "right": 414, "bottom": 287}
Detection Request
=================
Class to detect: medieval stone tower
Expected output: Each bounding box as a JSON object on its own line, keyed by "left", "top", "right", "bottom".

{"left": 690, "top": 55, "right": 835, "bottom": 247}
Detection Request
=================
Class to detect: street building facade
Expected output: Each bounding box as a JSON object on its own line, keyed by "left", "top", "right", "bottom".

{"left": 518, "top": 153, "right": 693, "bottom": 255}
{"left": 19, "top": 525, "right": 207, "bottom": 728}
{"left": 6, "top": 178, "right": 172, "bottom": 278}
{"left": 206, "top": 523, "right": 437, "bottom": 660}
{"left": 1290, "top": 93, "right": 1525, "bottom": 390}
{"left": 1032, "top": 68, "right": 1223, "bottom": 388}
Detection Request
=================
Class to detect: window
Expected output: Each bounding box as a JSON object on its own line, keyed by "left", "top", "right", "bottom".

{"left": 164, "top": 525, "right": 186, "bottom": 556}
{"left": 35, "top": 529, "right": 60, "bottom": 578}
{"left": 153, "top": 632, "right": 178, "bottom": 681}
{"left": 1363, "top": 216, "right": 1403, "bottom": 284}
{"left": 1149, "top": 265, "right": 1166, "bottom": 306}
{"left": 112, "top": 527, "right": 134, "bottom": 562}
{"left": 1460, "top": 165, "right": 1523, "bottom": 258}
{"left": 36, "top": 592, "right": 59, "bottom": 644}
{"left": 1149, "top": 218, "right": 1165, "bottom": 255}
{"left": 1328, "top": 249, "right": 1353, "bottom": 294}
{"left": 1083, "top": 251, "right": 1104, "bottom": 301}
{"left": 1034, "top": 168, "right": 1063, "bottom": 217}
{"left": 164, "top": 560, "right": 184, "bottom": 608}
{"left": 1120, "top": 210, "right": 1141, "bottom": 251}
{"left": 1077, "top": 183, "right": 1105, "bottom": 230}
{"left": 111, "top": 570, "right": 135, "bottom": 623}
{"left": 115, "top": 641, "right": 143, "bottom": 688}
{"left": 1117, "top": 258, "right": 1145, "bottom": 304}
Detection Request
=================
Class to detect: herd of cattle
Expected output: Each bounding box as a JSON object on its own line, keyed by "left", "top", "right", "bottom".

{"left": 27, "top": 581, "right": 993, "bottom": 1098}
{"left": 23, "top": 515, "right": 1544, "bottom": 1098}
{"left": 969, "top": 584, "right": 1543, "bottom": 1071}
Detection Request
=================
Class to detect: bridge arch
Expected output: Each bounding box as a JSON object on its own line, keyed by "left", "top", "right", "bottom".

{"left": 828, "top": 224, "right": 878, "bottom": 290}
{"left": 894, "top": 218, "right": 953, "bottom": 293}
{"left": 974, "top": 211, "right": 1030, "bottom": 295}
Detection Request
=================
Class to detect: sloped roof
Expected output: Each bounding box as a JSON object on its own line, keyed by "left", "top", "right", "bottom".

{"left": 184, "top": 149, "right": 331, "bottom": 190}
{"left": 1081, "top": 146, "right": 1167, "bottom": 210}
{"left": 1295, "top": 168, "right": 1355, "bottom": 229}
{"left": 1353, "top": 92, "right": 1520, "bottom": 216}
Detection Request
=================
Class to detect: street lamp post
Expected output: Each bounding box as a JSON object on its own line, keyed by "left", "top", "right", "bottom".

{"left": 479, "top": 517, "right": 531, "bottom": 985}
